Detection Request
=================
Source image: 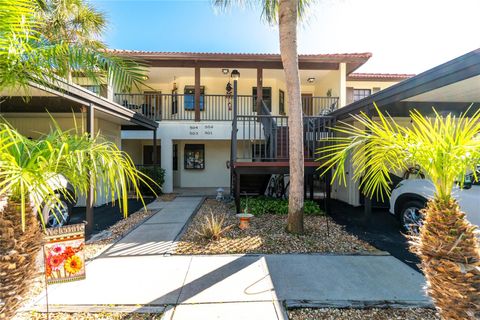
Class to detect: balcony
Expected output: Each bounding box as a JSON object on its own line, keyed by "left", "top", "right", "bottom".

{"left": 115, "top": 93, "right": 338, "bottom": 121}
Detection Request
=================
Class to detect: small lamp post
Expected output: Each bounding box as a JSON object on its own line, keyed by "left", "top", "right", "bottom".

{"left": 230, "top": 70, "right": 240, "bottom": 199}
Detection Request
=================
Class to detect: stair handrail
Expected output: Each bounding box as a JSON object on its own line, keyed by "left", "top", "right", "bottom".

{"left": 259, "top": 100, "right": 277, "bottom": 159}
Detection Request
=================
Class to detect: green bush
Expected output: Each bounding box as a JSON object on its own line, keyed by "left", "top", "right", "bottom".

{"left": 240, "top": 196, "right": 324, "bottom": 216}
{"left": 137, "top": 165, "right": 165, "bottom": 196}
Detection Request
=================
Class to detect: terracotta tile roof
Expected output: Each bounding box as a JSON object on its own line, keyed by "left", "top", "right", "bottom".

{"left": 348, "top": 72, "right": 415, "bottom": 81}
{"left": 106, "top": 49, "right": 372, "bottom": 62}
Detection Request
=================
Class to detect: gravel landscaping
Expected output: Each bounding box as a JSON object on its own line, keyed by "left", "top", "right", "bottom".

{"left": 288, "top": 308, "right": 439, "bottom": 320}
{"left": 175, "top": 199, "right": 378, "bottom": 254}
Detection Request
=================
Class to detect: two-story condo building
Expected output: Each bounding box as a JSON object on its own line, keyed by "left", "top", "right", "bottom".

{"left": 4, "top": 48, "right": 479, "bottom": 216}
{"left": 110, "top": 51, "right": 411, "bottom": 201}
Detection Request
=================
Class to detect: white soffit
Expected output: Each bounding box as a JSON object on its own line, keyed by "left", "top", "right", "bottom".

{"left": 403, "top": 75, "right": 480, "bottom": 102}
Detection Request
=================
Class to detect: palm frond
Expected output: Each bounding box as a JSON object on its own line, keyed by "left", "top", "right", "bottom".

{"left": 212, "top": 0, "right": 315, "bottom": 24}
{"left": 317, "top": 104, "right": 480, "bottom": 202}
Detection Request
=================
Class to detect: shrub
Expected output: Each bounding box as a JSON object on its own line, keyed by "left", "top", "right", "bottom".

{"left": 137, "top": 165, "right": 165, "bottom": 196}
{"left": 194, "top": 212, "right": 233, "bottom": 241}
{"left": 240, "top": 196, "right": 323, "bottom": 216}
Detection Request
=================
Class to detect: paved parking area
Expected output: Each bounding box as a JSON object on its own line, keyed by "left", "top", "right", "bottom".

{"left": 328, "top": 200, "right": 420, "bottom": 271}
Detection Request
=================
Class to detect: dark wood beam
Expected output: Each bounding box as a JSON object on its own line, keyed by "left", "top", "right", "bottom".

{"left": 152, "top": 129, "right": 157, "bottom": 165}
{"left": 195, "top": 66, "right": 200, "bottom": 122}
{"left": 256, "top": 68, "right": 263, "bottom": 113}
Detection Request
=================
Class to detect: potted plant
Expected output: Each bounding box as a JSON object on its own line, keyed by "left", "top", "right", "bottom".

{"left": 236, "top": 193, "right": 253, "bottom": 229}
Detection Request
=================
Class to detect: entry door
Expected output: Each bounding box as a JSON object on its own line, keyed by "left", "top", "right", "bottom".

{"left": 302, "top": 93, "right": 313, "bottom": 115}
{"left": 143, "top": 146, "right": 161, "bottom": 165}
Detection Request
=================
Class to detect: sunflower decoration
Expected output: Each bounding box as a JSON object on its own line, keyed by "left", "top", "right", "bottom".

{"left": 64, "top": 255, "right": 83, "bottom": 275}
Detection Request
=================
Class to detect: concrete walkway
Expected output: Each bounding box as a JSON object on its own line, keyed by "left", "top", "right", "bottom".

{"left": 100, "top": 196, "right": 203, "bottom": 257}
{"left": 30, "top": 197, "right": 431, "bottom": 320}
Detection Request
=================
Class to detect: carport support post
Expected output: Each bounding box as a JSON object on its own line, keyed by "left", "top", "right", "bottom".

{"left": 152, "top": 129, "right": 157, "bottom": 165}
{"left": 363, "top": 108, "right": 373, "bottom": 217}
{"left": 86, "top": 103, "right": 95, "bottom": 236}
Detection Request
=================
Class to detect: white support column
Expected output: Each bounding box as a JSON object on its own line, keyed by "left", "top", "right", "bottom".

{"left": 161, "top": 137, "right": 174, "bottom": 193}
{"left": 339, "top": 62, "right": 347, "bottom": 108}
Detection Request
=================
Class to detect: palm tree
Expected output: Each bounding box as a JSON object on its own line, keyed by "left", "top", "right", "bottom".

{"left": 0, "top": 0, "right": 146, "bottom": 93}
{"left": 0, "top": 121, "right": 154, "bottom": 319}
{"left": 213, "top": 0, "right": 315, "bottom": 234}
{"left": 317, "top": 106, "right": 480, "bottom": 319}
{"left": 39, "top": 0, "right": 107, "bottom": 49}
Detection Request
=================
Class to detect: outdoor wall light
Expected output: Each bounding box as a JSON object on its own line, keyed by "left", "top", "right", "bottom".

{"left": 307, "top": 77, "right": 315, "bottom": 83}
{"left": 222, "top": 68, "right": 229, "bottom": 75}
{"left": 231, "top": 69, "right": 240, "bottom": 80}
{"left": 142, "top": 75, "right": 149, "bottom": 80}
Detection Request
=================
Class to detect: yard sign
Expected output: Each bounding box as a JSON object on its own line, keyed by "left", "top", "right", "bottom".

{"left": 44, "top": 223, "right": 86, "bottom": 284}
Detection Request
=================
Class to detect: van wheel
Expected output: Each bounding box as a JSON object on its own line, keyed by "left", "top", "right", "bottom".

{"left": 399, "top": 200, "right": 425, "bottom": 235}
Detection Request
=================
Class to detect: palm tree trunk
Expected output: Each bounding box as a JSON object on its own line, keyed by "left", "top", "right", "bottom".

{"left": 279, "top": 0, "right": 304, "bottom": 234}
{"left": 0, "top": 199, "right": 42, "bottom": 320}
{"left": 412, "top": 198, "right": 480, "bottom": 319}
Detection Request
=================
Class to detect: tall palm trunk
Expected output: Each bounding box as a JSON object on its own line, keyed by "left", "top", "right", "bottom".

{"left": 412, "top": 198, "right": 480, "bottom": 319}
{"left": 0, "top": 200, "right": 42, "bottom": 320}
{"left": 279, "top": 0, "right": 304, "bottom": 234}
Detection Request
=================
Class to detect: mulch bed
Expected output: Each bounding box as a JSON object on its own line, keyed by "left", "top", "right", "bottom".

{"left": 288, "top": 308, "right": 439, "bottom": 320}
{"left": 175, "top": 199, "right": 379, "bottom": 254}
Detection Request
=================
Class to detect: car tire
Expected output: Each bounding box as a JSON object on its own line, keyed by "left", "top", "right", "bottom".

{"left": 399, "top": 200, "right": 426, "bottom": 235}
{"left": 42, "top": 194, "right": 73, "bottom": 228}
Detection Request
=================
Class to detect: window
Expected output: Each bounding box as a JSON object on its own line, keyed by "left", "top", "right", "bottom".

{"left": 173, "top": 144, "right": 178, "bottom": 171}
{"left": 353, "top": 89, "right": 371, "bottom": 102}
{"left": 252, "top": 87, "right": 272, "bottom": 112}
{"left": 279, "top": 90, "right": 285, "bottom": 115}
{"left": 184, "top": 86, "right": 205, "bottom": 111}
{"left": 184, "top": 144, "right": 205, "bottom": 169}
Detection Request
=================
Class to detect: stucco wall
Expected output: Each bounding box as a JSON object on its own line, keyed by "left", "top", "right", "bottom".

{"left": 346, "top": 80, "right": 399, "bottom": 92}
{"left": 122, "top": 139, "right": 231, "bottom": 188}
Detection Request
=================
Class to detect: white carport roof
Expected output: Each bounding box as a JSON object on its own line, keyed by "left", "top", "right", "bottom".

{"left": 1, "top": 77, "right": 158, "bottom": 130}
{"left": 332, "top": 48, "right": 480, "bottom": 119}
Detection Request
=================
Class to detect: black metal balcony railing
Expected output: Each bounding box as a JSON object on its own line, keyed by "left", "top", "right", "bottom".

{"left": 115, "top": 93, "right": 256, "bottom": 121}
{"left": 234, "top": 100, "right": 335, "bottom": 162}
{"left": 115, "top": 93, "right": 339, "bottom": 121}
{"left": 235, "top": 115, "right": 334, "bottom": 162}
{"left": 302, "top": 96, "right": 339, "bottom": 116}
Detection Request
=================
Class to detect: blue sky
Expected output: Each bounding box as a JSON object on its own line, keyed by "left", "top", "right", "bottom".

{"left": 93, "top": 0, "right": 479, "bottom": 74}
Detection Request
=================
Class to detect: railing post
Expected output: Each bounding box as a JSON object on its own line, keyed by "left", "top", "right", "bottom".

{"left": 195, "top": 66, "right": 201, "bottom": 122}
{"left": 230, "top": 76, "right": 238, "bottom": 198}
{"left": 152, "top": 129, "right": 158, "bottom": 165}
